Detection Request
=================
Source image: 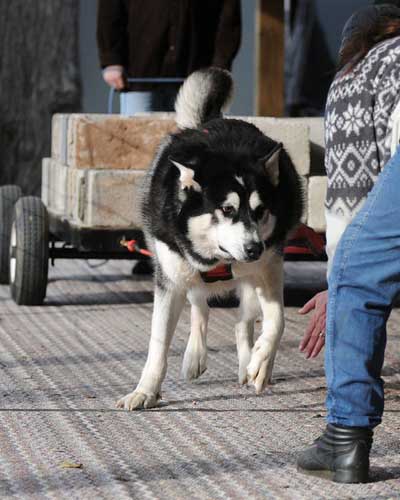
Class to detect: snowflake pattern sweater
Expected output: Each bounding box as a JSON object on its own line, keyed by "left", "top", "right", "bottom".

{"left": 324, "top": 36, "right": 400, "bottom": 273}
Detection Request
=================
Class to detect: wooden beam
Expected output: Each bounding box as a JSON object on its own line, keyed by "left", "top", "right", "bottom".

{"left": 255, "top": 0, "right": 285, "bottom": 116}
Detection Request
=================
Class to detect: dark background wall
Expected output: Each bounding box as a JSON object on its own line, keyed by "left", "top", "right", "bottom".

{"left": 0, "top": 0, "right": 81, "bottom": 195}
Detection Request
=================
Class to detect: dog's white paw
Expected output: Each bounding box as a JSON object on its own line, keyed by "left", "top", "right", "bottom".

{"left": 181, "top": 344, "right": 207, "bottom": 380}
{"left": 246, "top": 339, "right": 275, "bottom": 394}
{"left": 237, "top": 350, "right": 252, "bottom": 385}
{"left": 238, "top": 366, "right": 249, "bottom": 385}
{"left": 116, "top": 390, "right": 160, "bottom": 411}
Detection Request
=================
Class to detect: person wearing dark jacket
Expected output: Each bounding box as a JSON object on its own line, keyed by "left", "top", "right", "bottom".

{"left": 97, "top": 0, "right": 241, "bottom": 114}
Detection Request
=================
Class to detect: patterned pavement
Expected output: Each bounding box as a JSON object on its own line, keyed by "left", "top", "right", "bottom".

{"left": 0, "top": 259, "right": 399, "bottom": 499}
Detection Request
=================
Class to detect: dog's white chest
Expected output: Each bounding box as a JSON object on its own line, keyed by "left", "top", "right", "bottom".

{"left": 154, "top": 239, "right": 199, "bottom": 287}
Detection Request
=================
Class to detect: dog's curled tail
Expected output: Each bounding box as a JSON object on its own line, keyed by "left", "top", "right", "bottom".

{"left": 175, "top": 67, "right": 233, "bottom": 129}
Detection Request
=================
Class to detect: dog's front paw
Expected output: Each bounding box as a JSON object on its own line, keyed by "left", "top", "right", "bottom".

{"left": 238, "top": 362, "right": 250, "bottom": 385}
{"left": 181, "top": 344, "right": 207, "bottom": 380}
{"left": 116, "top": 390, "right": 160, "bottom": 411}
{"left": 246, "top": 339, "right": 275, "bottom": 394}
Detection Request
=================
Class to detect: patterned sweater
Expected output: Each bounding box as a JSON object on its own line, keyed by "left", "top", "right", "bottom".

{"left": 324, "top": 35, "right": 400, "bottom": 273}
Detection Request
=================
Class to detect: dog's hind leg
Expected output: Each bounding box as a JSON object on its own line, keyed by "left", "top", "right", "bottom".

{"left": 181, "top": 290, "right": 209, "bottom": 380}
{"left": 236, "top": 283, "right": 260, "bottom": 384}
{"left": 247, "top": 253, "right": 284, "bottom": 394}
{"left": 116, "top": 285, "right": 186, "bottom": 410}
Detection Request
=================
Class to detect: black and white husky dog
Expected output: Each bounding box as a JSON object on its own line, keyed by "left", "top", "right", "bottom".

{"left": 117, "top": 68, "right": 303, "bottom": 410}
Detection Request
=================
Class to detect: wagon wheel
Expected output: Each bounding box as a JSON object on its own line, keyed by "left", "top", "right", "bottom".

{"left": 0, "top": 185, "right": 22, "bottom": 284}
{"left": 10, "top": 196, "right": 49, "bottom": 305}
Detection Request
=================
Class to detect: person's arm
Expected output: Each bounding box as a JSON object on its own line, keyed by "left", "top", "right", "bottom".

{"left": 298, "top": 209, "right": 351, "bottom": 358}
{"left": 97, "top": 0, "right": 128, "bottom": 89}
{"left": 299, "top": 95, "right": 400, "bottom": 359}
{"left": 211, "top": 0, "right": 242, "bottom": 69}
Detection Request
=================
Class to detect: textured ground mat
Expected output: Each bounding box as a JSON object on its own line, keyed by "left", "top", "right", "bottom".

{"left": 0, "top": 260, "right": 399, "bottom": 499}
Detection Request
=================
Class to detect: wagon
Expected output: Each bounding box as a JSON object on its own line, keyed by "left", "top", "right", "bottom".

{"left": 0, "top": 77, "right": 186, "bottom": 304}
{"left": 0, "top": 183, "right": 150, "bottom": 305}
{"left": 0, "top": 98, "right": 327, "bottom": 305}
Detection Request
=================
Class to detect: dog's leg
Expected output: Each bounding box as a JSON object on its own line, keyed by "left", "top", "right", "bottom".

{"left": 116, "top": 285, "right": 186, "bottom": 410}
{"left": 235, "top": 283, "right": 259, "bottom": 384}
{"left": 247, "top": 253, "right": 284, "bottom": 394}
{"left": 181, "top": 290, "right": 209, "bottom": 380}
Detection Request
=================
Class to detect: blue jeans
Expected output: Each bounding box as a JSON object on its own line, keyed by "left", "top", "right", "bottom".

{"left": 120, "top": 86, "right": 179, "bottom": 115}
{"left": 325, "top": 147, "right": 400, "bottom": 429}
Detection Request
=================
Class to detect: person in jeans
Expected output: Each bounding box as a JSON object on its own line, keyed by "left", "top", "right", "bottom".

{"left": 297, "top": 4, "right": 400, "bottom": 482}
{"left": 96, "top": 0, "right": 241, "bottom": 115}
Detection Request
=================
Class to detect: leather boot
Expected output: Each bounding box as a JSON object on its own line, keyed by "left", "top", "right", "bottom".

{"left": 297, "top": 424, "right": 373, "bottom": 483}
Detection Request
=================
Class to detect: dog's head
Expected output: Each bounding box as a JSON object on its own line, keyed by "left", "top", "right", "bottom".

{"left": 171, "top": 143, "right": 282, "bottom": 264}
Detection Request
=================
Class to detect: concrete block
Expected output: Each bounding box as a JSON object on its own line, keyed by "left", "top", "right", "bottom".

{"left": 52, "top": 113, "right": 176, "bottom": 170}
{"left": 44, "top": 159, "right": 146, "bottom": 229}
{"left": 299, "top": 176, "right": 308, "bottom": 224}
{"left": 41, "top": 158, "right": 69, "bottom": 215}
{"left": 52, "top": 113, "right": 313, "bottom": 175}
{"left": 41, "top": 158, "right": 51, "bottom": 207}
{"left": 289, "top": 117, "right": 325, "bottom": 148}
{"left": 236, "top": 117, "right": 310, "bottom": 176}
{"left": 67, "top": 167, "right": 86, "bottom": 222}
{"left": 134, "top": 112, "right": 176, "bottom": 119}
{"left": 307, "top": 176, "right": 327, "bottom": 232}
{"left": 289, "top": 117, "right": 325, "bottom": 176}
{"left": 82, "top": 169, "right": 145, "bottom": 228}
{"left": 51, "top": 114, "right": 70, "bottom": 164}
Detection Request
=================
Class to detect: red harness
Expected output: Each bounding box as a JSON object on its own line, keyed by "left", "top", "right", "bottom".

{"left": 200, "top": 264, "right": 233, "bottom": 283}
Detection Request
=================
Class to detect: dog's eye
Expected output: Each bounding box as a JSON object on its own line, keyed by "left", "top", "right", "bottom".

{"left": 222, "top": 205, "right": 235, "bottom": 216}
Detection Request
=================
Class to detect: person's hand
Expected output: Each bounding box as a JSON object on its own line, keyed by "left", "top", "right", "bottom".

{"left": 298, "top": 290, "right": 328, "bottom": 359}
{"left": 102, "top": 65, "right": 125, "bottom": 90}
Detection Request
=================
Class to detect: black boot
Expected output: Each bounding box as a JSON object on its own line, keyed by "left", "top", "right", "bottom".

{"left": 297, "top": 424, "right": 373, "bottom": 483}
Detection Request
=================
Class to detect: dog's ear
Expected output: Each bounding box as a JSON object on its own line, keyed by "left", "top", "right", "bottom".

{"left": 170, "top": 159, "right": 202, "bottom": 192}
{"left": 260, "top": 143, "right": 283, "bottom": 187}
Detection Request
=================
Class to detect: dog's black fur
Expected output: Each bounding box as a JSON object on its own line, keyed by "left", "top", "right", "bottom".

{"left": 143, "top": 118, "right": 304, "bottom": 268}
{"left": 116, "top": 68, "right": 305, "bottom": 410}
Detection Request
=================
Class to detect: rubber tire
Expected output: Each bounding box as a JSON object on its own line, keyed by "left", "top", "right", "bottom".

{"left": 10, "top": 196, "right": 49, "bottom": 305}
{"left": 0, "top": 185, "right": 22, "bottom": 284}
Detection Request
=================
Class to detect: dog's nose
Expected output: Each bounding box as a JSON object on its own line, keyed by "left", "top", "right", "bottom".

{"left": 244, "top": 242, "right": 263, "bottom": 261}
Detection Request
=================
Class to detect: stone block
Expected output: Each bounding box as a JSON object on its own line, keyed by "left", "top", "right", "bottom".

{"left": 43, "top": 157, "right": 146, "bottom": 229}
{"left": 289, "top": 117, "right": 325, "bottom": 148}
{"left": 51, "top": 114, "right": 70, "bottom": 164}
{"left": 307, "top": 176, "right": 327, "bottom": 232}
{"left": 52, "top": 113, "right": 312, "bottom": 175}
{"left": 289, "top": 117, "right": 325, "bottom": 176}
{"left": 41, "top": 158, "right": 69, "bottom": 215}
{"left": 236, "top": 117, "right": 310, "bottom": 176}
{"left": 52, "top": 113, "right": 176, "bottom": 170}
{"left": 299, "top": 176, "right": 308, "bottom": 224}
{"left": 81, "top": 169, "right": 145, "bottom": 228}
{"left": 41, "top": 158, "right": 51, "bottom": 207}
{"left": 67, "top": 166, "right": 86, "bottom": 222}
{"left": 48, "top": 113, "right": 327, "bottom": 231}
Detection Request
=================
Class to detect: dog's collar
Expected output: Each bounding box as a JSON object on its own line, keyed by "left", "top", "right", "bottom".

{"left": 200, "top": 264, "right": 233, "bottom": 283}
